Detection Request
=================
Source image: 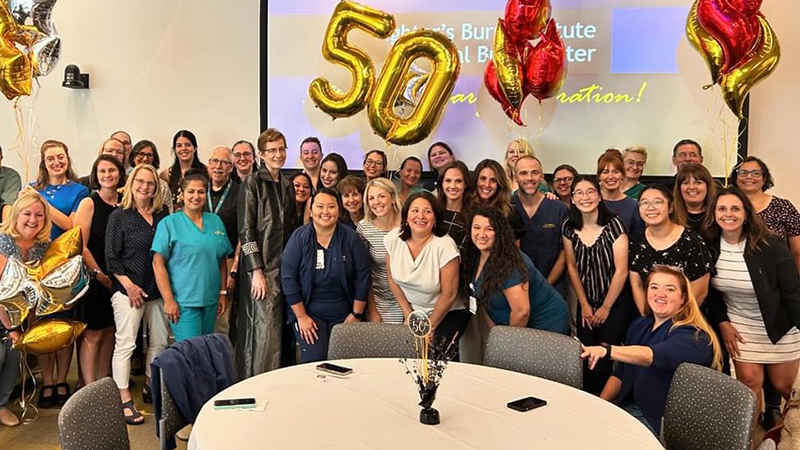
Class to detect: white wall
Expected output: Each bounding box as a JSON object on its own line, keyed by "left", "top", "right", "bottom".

{"left": 748, "top": 0, "right": 800, "bottom": 202}
{"left": 0, "top": 0, "right": 797, "bottom": 206}
{"left": 0, "top": 0, "right": 260, "bottom": 181}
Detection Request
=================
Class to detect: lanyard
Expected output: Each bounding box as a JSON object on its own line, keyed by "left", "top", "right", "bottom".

{"left": 208, "top": 179, "right": 232, "bottom": 214}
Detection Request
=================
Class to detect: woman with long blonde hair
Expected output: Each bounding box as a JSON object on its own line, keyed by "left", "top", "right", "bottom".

{"left": 582, "top": 265, "right": 721, "bottom": 435}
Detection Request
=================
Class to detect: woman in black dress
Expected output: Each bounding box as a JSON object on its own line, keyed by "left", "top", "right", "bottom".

{"left": 628, "top": 185, "right": 712, "bottom": 313}
{"left": 75, "top": 156, "right": 125, "bottom": 385}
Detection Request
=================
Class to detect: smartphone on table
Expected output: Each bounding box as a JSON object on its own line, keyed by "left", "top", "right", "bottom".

{"left": 214, "top": 398, "right": 256, "bottom": 410}
{"left": 316, "top": 362, "right": 353, "bottom": 376}
{"left": 507, "top": 396, "right": 547, "bottom": 412}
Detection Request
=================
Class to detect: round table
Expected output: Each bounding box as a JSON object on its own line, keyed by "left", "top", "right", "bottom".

{"left": 189, "top": 358, "right": 663, "bottom": 449}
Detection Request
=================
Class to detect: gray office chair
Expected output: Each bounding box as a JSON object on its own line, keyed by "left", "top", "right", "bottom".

{"left": 663, "top": 362, "right": 756, "bottom": 450}
{"left": 484, "top": 326, "right": 583, "bottom": 388}
{"left": 58, "top": 377, "right": 130, "bottom": 450}
{"left": 327, "top": 322, "right": 417, "bottom": 359}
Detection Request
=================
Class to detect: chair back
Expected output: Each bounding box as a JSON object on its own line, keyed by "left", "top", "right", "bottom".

{"left": 662, "top": 362, "right": 756, "bottom": 450}
{"left": 58, "top": 377, "right": 130, "bottom": 450}
{"left": 483, "top": 326, "right": 582, "bottom": 388}
{"left": 158, "top": 333, "right": 235, "bottom": 450}
{"left": 327, "top": 323, "right": 417, "bottom": 359}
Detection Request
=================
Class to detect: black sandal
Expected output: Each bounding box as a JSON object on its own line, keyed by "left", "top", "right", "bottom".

{"left": 55, "top": 382, "right": 71, "bottom": 407}
{"left": 122, "top": 400, "right": 145, "bottom": 425}
{"left": 142, "top": 384, "right": 153, "bottom": 404}
{"left": 38, "top": 385, "right": 56, "bottom": 409}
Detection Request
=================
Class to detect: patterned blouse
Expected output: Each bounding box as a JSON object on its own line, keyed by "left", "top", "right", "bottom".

{"left": 0, "top": 233, "right": 48, "bottom": 262}
{"left": 759, "top": 197, "right": 800, "bottom": 241}
{"left": 629, "top": 228, "right": 712, "bottom": 281}
{"left": 562, "top": 216, "right": 626, "bottom": 309}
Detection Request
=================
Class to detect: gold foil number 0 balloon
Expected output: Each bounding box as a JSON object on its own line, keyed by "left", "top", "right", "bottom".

{"left": 308, "top": 1, "right": 395, "bottom": 118}
{"left": 369, "top": 30, "right": 461, "bottom": 146}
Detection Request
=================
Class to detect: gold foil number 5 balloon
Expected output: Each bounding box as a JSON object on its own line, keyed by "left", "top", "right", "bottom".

{"left": 308, "top": 1, "right": 395, "bottom": 118}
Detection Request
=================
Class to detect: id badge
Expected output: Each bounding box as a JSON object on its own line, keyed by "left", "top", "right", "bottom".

{"left": 468, "top": 282, "right": 477, "bottom": 315}
{"left": 316, "top": 249, "right": 325, "bottom": 270}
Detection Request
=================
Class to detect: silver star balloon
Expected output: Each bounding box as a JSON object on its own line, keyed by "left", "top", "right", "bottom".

{"left": 6, "top": 0, "right": 60, "bottom": 76}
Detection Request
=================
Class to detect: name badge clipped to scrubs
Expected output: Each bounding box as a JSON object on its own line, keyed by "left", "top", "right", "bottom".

{"left": 468, "top": 282, "right": 478, "bottom": 315}
{"left": 316, "top": 249, "right": 325, "bottom": 270}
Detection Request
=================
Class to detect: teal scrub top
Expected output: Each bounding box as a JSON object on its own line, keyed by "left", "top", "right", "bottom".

{"left": 152, "top": 211, "right": 233, "bottom": 307}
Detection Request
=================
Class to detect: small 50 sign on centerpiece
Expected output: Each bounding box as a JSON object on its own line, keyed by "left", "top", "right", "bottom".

{"left": 401, "top": 310, "right": 458, "bottom": 425}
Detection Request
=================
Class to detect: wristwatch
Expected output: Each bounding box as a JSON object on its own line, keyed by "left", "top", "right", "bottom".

{"left": 600, "top": 342, "right": 612, "bottom": 360}
{"left": 352, "top": 311, "right": 363, "bottom": 320}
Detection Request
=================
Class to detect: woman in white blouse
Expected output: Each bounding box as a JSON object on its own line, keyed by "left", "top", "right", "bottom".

{"left": 385, "top": 191, "right": 468, "bottom": 350}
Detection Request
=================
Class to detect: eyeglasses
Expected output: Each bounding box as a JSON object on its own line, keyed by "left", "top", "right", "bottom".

{"left": 261, "top": 147, "right": 287, "bottom": 155}
{"left": 104, "top": 148, "right": 124, "bottom": 156}
{"left": 554, "top": 176, "right": 574, "bottom": 184}
{"left": 208, "top": 158, "right": 233, "bottom": 167}
{"left": 736, "top": 169, "right": 763, "bottom": 178}
{"left": 133, "top": 178, "right": 157, "bottom": 189}
{"left": 364, "top": 159, "right": 383, "bottom": 168}
{"left": 572, "top": 188, "right": 598, "bottom": 198}
{"left": 135, "top": 152, "right": 154, "bottom": 160}
{"left": 233, "top": 151, "right": 253, "bottom": 159}
{"left": 639, "top": 199, "right": 666, "bottom": 209}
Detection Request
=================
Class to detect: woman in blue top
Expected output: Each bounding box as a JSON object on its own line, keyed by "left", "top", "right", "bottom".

{"left": 581, "top": 265, "right": 722, "bottom": 435}
{"left": 0, "top": 190, "right": 52, "bottom": 425}
{"left": 31, "top": 139, "right": 89, "bottom": 407}
{"left": 152, "top": 170, "right": 233, "bottom": 342}
{"left": 281, "top": 188, "right": 371, "bottom": 363}
{"left": 469, "top": 207, "right": 569, "bottom": 334}
{"left": 32, "top": 139, "right": 89, "bottom": 240}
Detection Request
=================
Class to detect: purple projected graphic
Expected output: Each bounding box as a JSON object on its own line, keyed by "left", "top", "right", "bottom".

{"left": 266, "top": 0, "right": 737, "bottom": 176}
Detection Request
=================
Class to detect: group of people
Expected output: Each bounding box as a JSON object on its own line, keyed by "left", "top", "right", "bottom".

{"left": 0, "top": 129, "right": 797, "bottom": 438}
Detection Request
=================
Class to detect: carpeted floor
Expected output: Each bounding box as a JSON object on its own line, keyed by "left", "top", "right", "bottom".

{"left": 0, "top": 358, "right": 188, "bottom": 450}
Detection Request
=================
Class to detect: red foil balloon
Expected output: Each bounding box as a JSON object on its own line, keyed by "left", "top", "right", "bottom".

{"left": 504, "top": 0, "right": 551, "bottom": 49}
{"left": 696, "top": 0, "right": 761, "bottom": 73}
{"left": 727, "top": 0, "right": 763, "bottom": 17}
{"left": 484, "top": 60, "right": 523, "bottom": 125}
{"left": 523, "top": 19, "right": 567, "bottom": 101}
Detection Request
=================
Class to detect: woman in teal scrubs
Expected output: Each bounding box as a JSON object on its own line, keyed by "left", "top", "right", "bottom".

{"left": 152, "top": 169, "right": 233, "bottom": 341}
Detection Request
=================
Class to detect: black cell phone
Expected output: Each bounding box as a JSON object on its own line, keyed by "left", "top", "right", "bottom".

{"left": 316, "top": 362, "right": 353, "bottom": 376}
{"left": 214, "top": 398, "right": 256, "bottom": 407}
{"left": 507, "top": 396, "right": 547, "bottom": 412}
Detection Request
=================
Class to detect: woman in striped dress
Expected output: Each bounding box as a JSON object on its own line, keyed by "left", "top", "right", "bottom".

{"left": 357, "top": 178, "right": 403, "bottom": 323}
{"left": 563, "top": 176, "right": 635, "bottom": 394}
{"left": 705, "top": 187, "right": 800, "bottom": 423}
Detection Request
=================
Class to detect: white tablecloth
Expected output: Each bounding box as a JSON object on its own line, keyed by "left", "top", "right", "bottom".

{"left": 189, "top": 358, "right": 663, "bottom": 450}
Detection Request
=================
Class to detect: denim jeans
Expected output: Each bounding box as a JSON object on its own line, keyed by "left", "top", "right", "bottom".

{"left": 0, "top": 338, "right": 20, "bottom": 408}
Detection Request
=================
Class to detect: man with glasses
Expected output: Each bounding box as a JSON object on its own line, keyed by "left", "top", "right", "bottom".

{"left": 299, "top": 136, "right": 323, "bottom": 191}
{"left": 111, "top": 131, "right": 133, "bottom": 171}
{"left": 206, "top": 146, "right": 240, "bottom": 336}
{"left": 231, "top": 140, "right": 258, "bottom": 184}
{"left": 0, "top": 144, "right": 21, "bottom": 210}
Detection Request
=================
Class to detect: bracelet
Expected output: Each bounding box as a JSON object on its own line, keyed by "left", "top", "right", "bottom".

{"left": 600, "top": 342, "right": 612, "bottom": 360}
{"left": 219, "top": 290, "right": 228, "bottom": 296}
